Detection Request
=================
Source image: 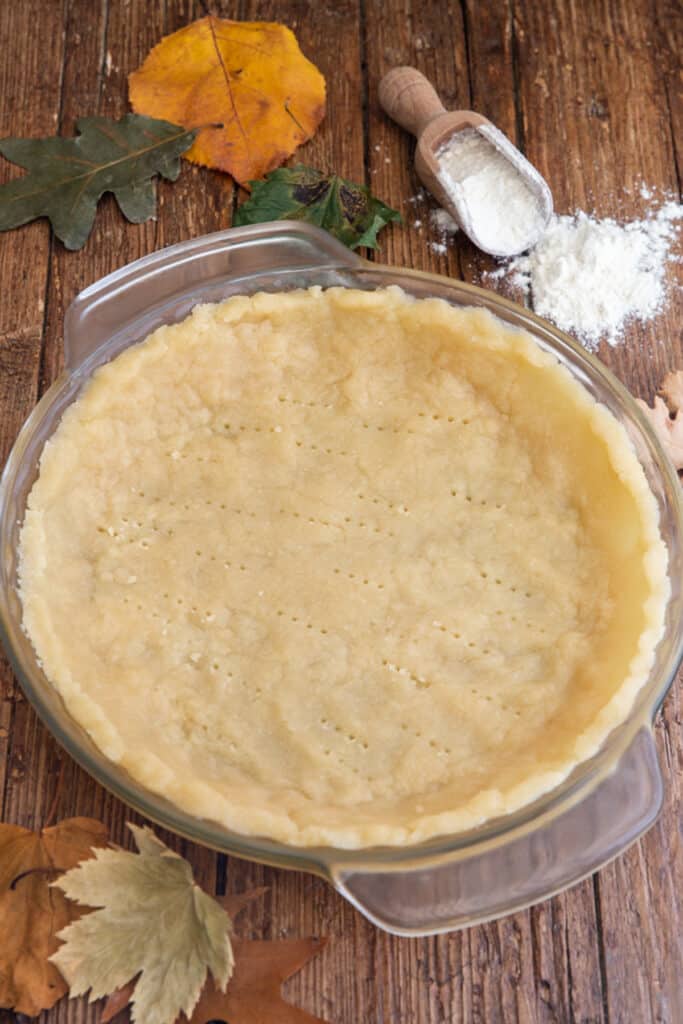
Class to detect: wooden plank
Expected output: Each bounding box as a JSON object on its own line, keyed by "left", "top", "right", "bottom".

{"left": 653, "top": 0, "right": 682, "bottom": 184}
{"left": 363, "top": 2, "right": 608, "bottom": 1022}
{"left": 527, "top": 884, "right": 604, "bottom": 1023}
{"left": 436, "top": 2, "right": 609, "bottom": 1000}
{"left": 38, "top": 0, "right": 234, "bottom": 391}
{"left": 1, "top": 0, "right": 229, "bottom": 1010}
{"left": 216, "top": 2, "right": 372, "bottom": 1019}
{"left": 511, "top": 0, "right": 682, "bottom": 390}
{"left": 1, "top": 0, "right": 109, "bottom": 851}
{"left": 595, "top": 683, "right": 683, "bottom": 1020}
{"left": 0, "top": 0, "right": 68, "bottom": 829}
{"left": 6, "top": 1, "right": 370, "bottom": 1022}
{"left": 511, "top": 2, "right": 683, "bottom": 1023}
{"left": 363, "top": 0, "right": 470, "bottom": 277}
{"left": 33, "top": 0, "right": 226, "bottom": 886}
{"left": 457, "top": 0, "right": 524, "bottom": 292}
{"left": 0, "top": 687, "right": 10, "bottom": 802}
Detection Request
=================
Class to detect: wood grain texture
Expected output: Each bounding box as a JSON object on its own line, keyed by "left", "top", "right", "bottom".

{"left": 0, "top": 1, "right": 681, "bottom": 1022}
{"left": 507, "top": 4, "right": 682, "bottom": 1023}
{"left": 0, "top": 0, "right": 68, "bottom": 836}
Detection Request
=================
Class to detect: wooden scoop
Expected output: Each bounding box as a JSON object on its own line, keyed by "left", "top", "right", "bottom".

{"left": 379, "top": 66, "right": 553, "bottom": 256}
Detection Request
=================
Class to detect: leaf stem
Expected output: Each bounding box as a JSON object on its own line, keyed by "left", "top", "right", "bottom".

{"left": 204, "top": 13, "right": 250, "bottom": 157}
{"left": 10, "top": 866, "right": 64, "bottom": 890}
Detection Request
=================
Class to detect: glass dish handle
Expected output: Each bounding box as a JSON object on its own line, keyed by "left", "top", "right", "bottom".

{"left": 63, "top": 222, "right": 364, "bottom": 371}
{"left": 328, "top": 728, "right": 663, "bottom": 936}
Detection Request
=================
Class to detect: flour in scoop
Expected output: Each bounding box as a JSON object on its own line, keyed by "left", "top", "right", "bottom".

{"left": 487, "top": 201, "right": 682, "bottom": 350}
{"left": 436, "top": 128, "right": 546, "bottom": 255}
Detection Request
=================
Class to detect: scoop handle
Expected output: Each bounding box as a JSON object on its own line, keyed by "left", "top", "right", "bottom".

{"left": 379, "top": 67, "right": 447, "bottom": 138}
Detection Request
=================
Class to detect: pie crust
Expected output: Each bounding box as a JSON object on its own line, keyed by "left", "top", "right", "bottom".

{"left": 19, "top": 287, "right": 669, "bottom": 847}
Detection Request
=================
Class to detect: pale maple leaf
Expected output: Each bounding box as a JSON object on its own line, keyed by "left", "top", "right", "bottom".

{"left": 637, "top": 392, "right": 683, "bottom": 470}
{"left": 50, "top": 824, "right": 234, "bottom": 1024}
{"left": 659, "top": 370, "right": 683, "bottom": 412}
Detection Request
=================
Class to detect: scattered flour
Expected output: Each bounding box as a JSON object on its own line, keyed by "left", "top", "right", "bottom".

{"left": 431, "top": 208, "right": 458, "bottom": 236}
{"left": 486, "top": 201, "right": 682, "bottom": 349}
{"left": 436, "top": 128, "right": 547, "bottom": 256}
{"left": 428, "top": 208, "right": 458, "bottom": 254}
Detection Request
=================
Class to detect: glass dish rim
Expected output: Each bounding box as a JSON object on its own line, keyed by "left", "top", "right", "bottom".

{"left": 0, "top": 220, "right": 681, "bottom": 879}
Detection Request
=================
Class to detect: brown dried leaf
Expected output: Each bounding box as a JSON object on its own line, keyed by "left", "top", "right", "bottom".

{"left": 0, "top": 818, "right": 108, "bottom": 1015}
{"left": 184, "top": 938, "right": 329, "bottom": 1024}
{"left": 637, "top": 394, "right": 683, "bottom": 470}
{"left": 100, "top": 889, "right": 328, "bottom": 1024}
{"left": 218, "top": 886, "right": 270, "bottom": 920}
{"left": 101, "top": 980, "right": 137, "bottom": 1024}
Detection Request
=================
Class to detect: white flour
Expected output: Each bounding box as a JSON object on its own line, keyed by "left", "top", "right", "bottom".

{"left": 436, "top": 128, "right": 546, "bottom": 255}
{"left": 431, "top": 208, "right": 458, "bottom": 236}
{"left": 487, "top": 202, "right": 682, "bottom": 349}
{"left": 428, "top": 208, "right": 458, "bottom": 253}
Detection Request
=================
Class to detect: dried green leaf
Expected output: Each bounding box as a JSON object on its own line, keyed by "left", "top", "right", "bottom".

{"left": 0, "top": 115, "right": 197, "bottom": 250}
{"left": 50, "top": 824, "right": 233, "bottom": 1024}
{"left": 233, "top": 164, "right": 402, "bottom": 249}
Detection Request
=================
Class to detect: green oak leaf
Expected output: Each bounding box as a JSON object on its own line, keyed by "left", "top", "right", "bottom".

{"left": 0, "top": 114, "right": 197, "bottom": 250}
{"left": 233, "top": 164, "right": 402, "bottom": 249}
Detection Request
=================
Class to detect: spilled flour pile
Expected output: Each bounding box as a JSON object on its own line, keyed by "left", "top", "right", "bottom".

{"left": 486, "top": 201, "right": 682, "bottom": 350}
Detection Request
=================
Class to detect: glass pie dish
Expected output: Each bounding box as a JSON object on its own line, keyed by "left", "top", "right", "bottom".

{"left": 1, "top": 222, "right": 681, "bottom": 936}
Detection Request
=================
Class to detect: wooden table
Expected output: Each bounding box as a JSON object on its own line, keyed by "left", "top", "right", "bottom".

{"left": 0, "top": 1, "right": 681, "bottom": 1022}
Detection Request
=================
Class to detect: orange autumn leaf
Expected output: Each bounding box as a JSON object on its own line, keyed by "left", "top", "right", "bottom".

{"left": 0, "top": 817, "right": 109, "bottom": 1016}
{"left": 129, "top": 17, "right": 326, "bottom": 184}
{"left": 184, "top": 938, "right": 329, "bottom": 1024}
{"left": 100, "top": 889, "right": 328, "bottom": 1024}
{"left": 104, "top": 940, "right": 329, "bottom": 1024}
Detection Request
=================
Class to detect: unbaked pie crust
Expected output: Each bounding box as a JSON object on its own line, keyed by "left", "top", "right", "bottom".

{"left": 19, "top": 287, "right": 669, "bottom": 847}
